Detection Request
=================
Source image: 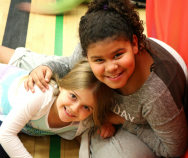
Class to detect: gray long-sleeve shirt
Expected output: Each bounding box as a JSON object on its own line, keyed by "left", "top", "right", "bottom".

{"left": 43, "top": 39, "right": 188, "bottom": 157}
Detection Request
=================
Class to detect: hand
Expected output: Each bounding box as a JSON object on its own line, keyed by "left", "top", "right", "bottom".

{"left": 16, "top": 2, "right": 31, "bottom": 13}
{"left": 24, "top": 66, "right": 52, "bottom": 93}
{"left": 97, "top": 123, "right": 115, "bottom": 139}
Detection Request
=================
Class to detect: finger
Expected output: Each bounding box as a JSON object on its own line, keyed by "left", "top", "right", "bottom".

{"left": 103, "top": 128, "right": 112, "bottom": 139}
{"left": 27, "top": 75, "right": 35, "bottom": 93}
{"left": 35, "top": 72, "right": 49, "bottom": 91}
{"left": 109, "top": 127, "right": 116, "bottom": 137}
{"left": 100, "top": 126, "right": 107, "bottom": 138}
{"left": 32, "top": 75, "right": 47, "bottom": 92}
{"left": 103, "top": 124, "right": 116, "bottom": 139}
{"left": 108, "top": 130, "right": 115, "bottom": 138}
{"left": 24, "top": 78, "right": 29, "bottom": 91}
{"left": 44, "top": 68, "right": 52, "bottom": 83}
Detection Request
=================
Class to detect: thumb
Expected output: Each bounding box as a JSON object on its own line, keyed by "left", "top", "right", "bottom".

{"left": 45, "top": 69, "right": 52, "bottom": 83}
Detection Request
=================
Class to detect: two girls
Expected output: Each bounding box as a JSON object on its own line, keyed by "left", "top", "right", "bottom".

{"left": 1, "top": 0, "right": 188, "bottom": 157}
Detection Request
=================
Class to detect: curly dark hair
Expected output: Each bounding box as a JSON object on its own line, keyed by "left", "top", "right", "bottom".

{"left": 79, "top": 0, "right": 148, "bottom": 57}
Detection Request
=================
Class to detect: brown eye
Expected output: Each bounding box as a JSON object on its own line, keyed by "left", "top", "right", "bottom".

{"left": 114, "top": 53, "right": 122, "bottom": 58}
{"left": 95, "top": 59, "right": 104, "bottom": 62}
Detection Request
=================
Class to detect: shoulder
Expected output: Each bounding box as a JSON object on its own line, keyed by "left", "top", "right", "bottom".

{"left": 8, "top": 76, "right": 56, "bottom": 109}
{"left": 147, "top": 38, "right": 186, "bottom": 89}
{"left": 148, "top": 38, "right": 187, "bottom": 77}
{"left": 7, "top": 77, "right": 57, "bottom": 119}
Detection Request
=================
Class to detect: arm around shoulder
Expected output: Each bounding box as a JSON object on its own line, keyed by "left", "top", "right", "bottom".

{"left": 42, "top": 42, "right": 85, "bottom": 78}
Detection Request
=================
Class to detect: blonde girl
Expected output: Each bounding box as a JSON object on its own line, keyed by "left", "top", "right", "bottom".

{"left": 0, "top": 60, "right": 114, "bottom": 158}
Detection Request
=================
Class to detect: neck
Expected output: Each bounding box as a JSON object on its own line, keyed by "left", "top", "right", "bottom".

{"left": 117, "top": 50, "right": 154, "bottom": 95}
{"left": 48, "top": 98, "right": 71, "bottom": 128}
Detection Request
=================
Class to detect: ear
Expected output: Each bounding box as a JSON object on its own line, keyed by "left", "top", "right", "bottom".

{"left": 132, "top": 35, "right": 139, "bottom": 55}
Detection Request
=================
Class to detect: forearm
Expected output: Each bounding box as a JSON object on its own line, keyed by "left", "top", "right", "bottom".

{"left": 43, "top": 57, "right": 71, "bottom": 78}
{"left": 122, "top": 108, "right": 188, "bottom": 157}
{"left": 137, "top": 122, "right": 187, "bottom": 157}
{"left": 0, "top": 109, "right": 33, "bottom": 158}
{"left": 42, "top": 42, "right": 85, "bottom": 78}
{"left": 0, "top": 132, "right": 32, "bottom": 158}
{"left": 108, "top": 111, "right": 125, "bottom": 125}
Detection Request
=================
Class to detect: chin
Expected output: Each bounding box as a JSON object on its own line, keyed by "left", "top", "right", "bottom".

{"left": 61, "top": 119, "right": 68, "bottom": 122}
{"left": 107, "top": 82, "right": 125, "bottom": 89}
{"left": 107, "top": 85, "right": 121, "bottom": 89}
{"left": 60, "top": 116, "right": 70, "bottom": 123}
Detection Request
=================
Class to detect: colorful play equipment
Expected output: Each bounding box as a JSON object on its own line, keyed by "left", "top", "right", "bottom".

{"left": 146, "top": 0, "right": 188, "bottom": 66}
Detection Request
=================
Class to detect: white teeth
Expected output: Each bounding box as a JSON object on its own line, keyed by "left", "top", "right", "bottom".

{"left": 66, "top": 107, "right": 74, "bottom": 116}
{"left": 109, "top": 74, "right": 119, "bottom": 78}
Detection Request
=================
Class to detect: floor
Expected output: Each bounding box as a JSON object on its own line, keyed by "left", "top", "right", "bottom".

{"left": 0, "top": 0, "right": 146, "bottom": 157}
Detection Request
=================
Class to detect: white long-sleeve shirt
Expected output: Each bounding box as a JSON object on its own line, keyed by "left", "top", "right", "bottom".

{"left": 0, "top": 66, "right": 93, "bottom": 158}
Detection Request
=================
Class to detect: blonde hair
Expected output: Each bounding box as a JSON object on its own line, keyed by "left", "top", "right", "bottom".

{"left": 53, "top": 59, "right": 113, "bottom": 130}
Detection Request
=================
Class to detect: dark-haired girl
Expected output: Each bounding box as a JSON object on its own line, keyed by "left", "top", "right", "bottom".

{"left": 1, "top": 0, "right": 188, "bottom": 157}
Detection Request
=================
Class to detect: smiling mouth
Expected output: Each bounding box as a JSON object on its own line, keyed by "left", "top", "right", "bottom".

{"left": 64, "top": 107, "right": 76, "bottom": 117}
{"left": 108, "top": 71, "right": 123, "bottom": 78}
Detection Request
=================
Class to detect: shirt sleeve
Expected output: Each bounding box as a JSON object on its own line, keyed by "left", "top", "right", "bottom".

{"left": 122, "top": 91, "right": 188, "bottom": 157}
{"left": 0, "top": 82, "right": 46, "bottom": 158}
{"left": 42, "top": 42, "right": 85, "bottom": 78}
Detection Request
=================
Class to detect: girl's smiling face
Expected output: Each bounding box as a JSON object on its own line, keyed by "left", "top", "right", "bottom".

{"left": 56, "top": 87, "right": 94, "bottom": 123}
{"left": 87, "top": 36, "right": 138, "bottom": 90}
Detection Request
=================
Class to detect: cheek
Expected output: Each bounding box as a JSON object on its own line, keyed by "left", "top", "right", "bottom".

{"left": 90, "top": 64, "right": 104, "bottom": 76}
{"left": 56, "top": 97, "right": 60, "bottom": 106}
{"left": 79, "top": 110, "right": 92, "bottom": 120}
{"left": 123, "top": 56, "right": 135, "bottom": 69}
{"left": 56, "top": 99, "right": 63, "bottom": 109}
{"left": 56, "top": 95, "right": 69, "bottom": 108}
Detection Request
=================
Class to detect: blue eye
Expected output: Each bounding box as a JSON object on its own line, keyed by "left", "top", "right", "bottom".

{"left": 83, "top": 105, "right": 90, "bottom": 111}
{"left": 70, "top": 94, "right": 77, "bottom": 99}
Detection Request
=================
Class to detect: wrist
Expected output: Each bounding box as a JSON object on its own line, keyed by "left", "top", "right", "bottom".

{"left": 119, "top": 117, "right": 126, "bottom": 124}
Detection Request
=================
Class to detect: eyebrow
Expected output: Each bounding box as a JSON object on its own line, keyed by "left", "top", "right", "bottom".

{"left": 72, "top": 90, "right": 93, "bottom": 109}
{"left": 90, "top": 48, "right": 125, "bottom": 59}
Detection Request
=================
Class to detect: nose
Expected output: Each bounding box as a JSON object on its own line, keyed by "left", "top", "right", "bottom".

{"left": 69, "top": 103, "right": 80, "bottom": 115}
{"left": 105, "top": 61, "right": 118, "bottom": 72}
